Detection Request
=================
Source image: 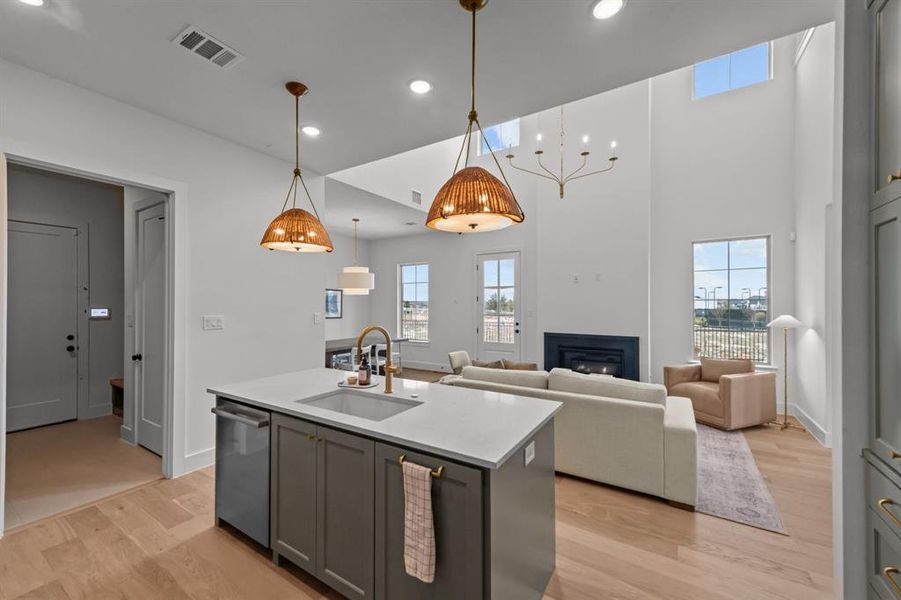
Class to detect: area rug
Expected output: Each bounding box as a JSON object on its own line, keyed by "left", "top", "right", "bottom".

{"left": 695, "top": 424, "right": 786, "bottom": 534}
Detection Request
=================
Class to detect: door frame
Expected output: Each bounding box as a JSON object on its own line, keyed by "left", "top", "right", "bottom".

{"left": 472, "top": 248, "right": 525, "bottom": 363}
{"left": 0, "top": 147, "right": 187, "bottom": 536}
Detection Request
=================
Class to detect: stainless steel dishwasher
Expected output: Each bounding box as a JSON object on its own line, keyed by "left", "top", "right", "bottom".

{"left": 212, "top": 399, "right": 270, "bottom": 547}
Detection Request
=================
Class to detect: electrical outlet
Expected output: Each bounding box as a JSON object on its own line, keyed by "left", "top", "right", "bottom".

{"left": 572, "top": 273, "right": 580, "bottom": 284}
{"left": 202, "top": 315, "right": 225, "bottom": 331}
{"left": 524, "top": 441, "right": 536, "bottom": 466}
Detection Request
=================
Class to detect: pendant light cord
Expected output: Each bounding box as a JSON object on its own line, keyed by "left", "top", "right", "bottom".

{"left": 353, "top": 219, "right": 359, "bottom": 265}
{"left": 279, "top": 89, "right": 323, "bottom": 222}
{"left": 447, "top": 2, "right": 519, "bottom": 211}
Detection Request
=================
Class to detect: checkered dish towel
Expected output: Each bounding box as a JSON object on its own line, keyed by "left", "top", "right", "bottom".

{"left": 402, "top": 460, "right": 436, "bottom": 583}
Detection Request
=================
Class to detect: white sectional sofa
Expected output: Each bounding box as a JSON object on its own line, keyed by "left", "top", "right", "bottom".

{"left": 441, "top": 366, "right": 698, "bottom": 507}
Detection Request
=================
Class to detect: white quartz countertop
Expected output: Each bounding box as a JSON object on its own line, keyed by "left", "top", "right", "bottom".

{"left": 207, "top": 368, "right": 561, "bottom": 469}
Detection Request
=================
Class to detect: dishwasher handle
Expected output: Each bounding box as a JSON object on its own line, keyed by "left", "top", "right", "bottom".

{"left": 211, "top": 406, "right": 270, "bottom": 429}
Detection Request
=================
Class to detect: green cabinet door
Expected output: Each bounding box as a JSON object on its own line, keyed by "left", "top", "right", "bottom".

{"left": 374, "top": 443, "right": 483, "bottom": 600}
{"left": 270, "top": 413, "right": 318, "bottom": 574}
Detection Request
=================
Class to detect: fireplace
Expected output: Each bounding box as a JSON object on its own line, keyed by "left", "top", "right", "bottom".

{"left": 544, "top": 333, "right": 640, "bottom": 381}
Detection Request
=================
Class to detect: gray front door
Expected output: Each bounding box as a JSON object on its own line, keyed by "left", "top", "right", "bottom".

{"left": 7, "top": 220, "right": 79, "bottom": 432}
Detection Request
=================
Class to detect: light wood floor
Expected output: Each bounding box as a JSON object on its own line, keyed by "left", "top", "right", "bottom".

{"left": 0, "top": 419, "right": 831, "bottom": 600}
{"left": 4, "top": 416, "right": 162, "bottom": 530}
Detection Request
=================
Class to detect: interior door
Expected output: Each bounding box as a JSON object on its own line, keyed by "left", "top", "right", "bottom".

{"left": 7, "top": 221, "right": 78, "bottom": 432}
{"left": 476, "top": 251, "right": 521, "bottom": 363}
{"left": 135, "top": 202, "right": 165, "bottom": 455}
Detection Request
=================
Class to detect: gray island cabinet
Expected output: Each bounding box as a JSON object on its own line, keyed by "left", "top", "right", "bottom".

{"left": 208, "top": 368, "right": 561, "bottom": 600}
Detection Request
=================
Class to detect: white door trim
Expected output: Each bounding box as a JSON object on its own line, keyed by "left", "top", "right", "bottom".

{"left": 0, "top": 144, "right": 187, "bottom": 536}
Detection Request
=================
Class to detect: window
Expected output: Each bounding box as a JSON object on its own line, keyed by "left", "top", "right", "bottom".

{"left": 400, "top": 263, "right": 429, "bottom": 342}
{"left": 479, "top": 118, "right": 520, "bottom": 155}
{"left": 481, "top": 256, "right": 516, "bottom": 344}
{"left": 693, "top": 42, "right": 771, "bottom": 99}
{"left": 692, "top": 237, "right": 769, "bottom": 363}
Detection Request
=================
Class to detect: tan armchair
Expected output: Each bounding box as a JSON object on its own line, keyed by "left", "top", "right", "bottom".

{"left": 663, "top": 358, "right": 776, "bottom": 430}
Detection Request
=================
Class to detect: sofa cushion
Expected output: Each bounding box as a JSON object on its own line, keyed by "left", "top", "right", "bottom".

{"left": 472, "top": 359, "right": 504, "bottom": 369}
{"left": 700, "top": 357, "right": 754, "bottom": 382}
{"left": 669, "top": 381, "right": 722, "bottom": 417}
{"left": 502, "top": 359, "right": 539, "bottom": 371}
{"left": 548, "top": 368, "right": 665, "bottom": 405}
{"left": 460, "top": 365, "right": 548, "bottom": 389}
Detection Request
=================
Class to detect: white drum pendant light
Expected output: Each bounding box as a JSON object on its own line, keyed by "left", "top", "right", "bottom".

{"left": 340, "top": 218, "right": 375, "bottom": 295}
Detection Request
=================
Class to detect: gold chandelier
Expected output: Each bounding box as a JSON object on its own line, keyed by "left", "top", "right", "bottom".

{"left": 426, "top": 0, "right": 524, "bottom": 233}
{"left": 506, "top": 105, "right": 618, "bottom": 199}
{"left": 260, "top": 81, "right": 333, "bottom": 253}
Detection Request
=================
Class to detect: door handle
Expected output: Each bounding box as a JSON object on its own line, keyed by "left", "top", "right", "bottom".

{"left": 66, "top": 345, "right": 76, "bottom": 352}
{"left": 211, "top": 407, "right": 269, "bottom": 428}
{"left": 131, "top": 353, "right": 143, "bottom": 361}
{"left": 66, "top": 334, "right": 75, "bottom": 341}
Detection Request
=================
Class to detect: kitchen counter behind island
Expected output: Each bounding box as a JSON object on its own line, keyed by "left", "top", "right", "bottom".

{"left": 208, "top": 368, "right": 561, "bottom": 600}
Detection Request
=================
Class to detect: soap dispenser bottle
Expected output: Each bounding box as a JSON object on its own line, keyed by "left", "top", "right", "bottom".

{"left": 359, "top": 354, "right": 371, "bottom": 386}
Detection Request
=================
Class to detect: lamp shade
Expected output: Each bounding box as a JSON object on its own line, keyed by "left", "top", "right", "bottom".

{"left": 768, "top": 314, "right": 803, "bottom": 329}
{"left": 260, "top": 208, "right": 333, "bottom": 253}
{"left": 426, "top": 166, "right": 524, "bottom": 233}
{"left": 340, "top": 265, "right": 375, "bottom": 295}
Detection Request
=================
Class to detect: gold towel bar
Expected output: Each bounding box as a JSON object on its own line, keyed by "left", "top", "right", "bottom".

{"left": 398, "top": 454, "right": 444, "bottom": 478}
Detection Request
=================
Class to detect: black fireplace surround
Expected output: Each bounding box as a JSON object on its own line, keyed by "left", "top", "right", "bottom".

{"left": 544, "top": 333, "right": 640, "bottom": 381}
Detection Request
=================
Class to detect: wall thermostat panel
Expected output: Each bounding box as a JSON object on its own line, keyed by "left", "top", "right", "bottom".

{"left": 89, "top": 307, "right": 111, "bottom": 320}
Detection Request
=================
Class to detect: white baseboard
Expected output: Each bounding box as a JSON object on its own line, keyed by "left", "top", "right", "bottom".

{"left": 182, "top": 447, "right": 215, "bottom": 475}
{"left": 403, "top": 360, "right": 450, "bottom": 373}
{"left": 788, "top": 403, "right": 832, "bottom": 448}
{"left": 120, "top": 424, "right": 135, "bottom": 445}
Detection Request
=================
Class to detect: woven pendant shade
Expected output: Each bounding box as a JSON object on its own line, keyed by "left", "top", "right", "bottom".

{"left": 261, "top": 208, "right": 333, "bottom": 253}
{"left": 427, "top": 166, "right": 524, "bottom": 233}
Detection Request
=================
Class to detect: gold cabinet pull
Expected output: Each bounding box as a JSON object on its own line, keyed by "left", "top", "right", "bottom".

{"left": 892, "top": 451, "right": 901, "bottom": 460}
{"left": 398, "top": 454, "right": 444, "bottom": 478}
{"left": 884, "top": 567, "right": 901, "bottom": 595}
{"left": 888, "top": 171, "right": 901, "bottom": 184}
{"left": 306, "top": 434, "right": 322, "bottom": 442}
{"left": 878, "top": 498, "right": 901, "bottom": 528}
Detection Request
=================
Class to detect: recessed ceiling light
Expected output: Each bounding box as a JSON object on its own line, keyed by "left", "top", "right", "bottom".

{"left": 409, "top": 80, "right": 433, "bottom": 95}
{"left": 592, "top": 0, "right": 625, "bottom": 19}
{"left": 18, "top": 0, "right": 44, "bottom": 6}
{"left": 301, "top": 126, "right": 320, "bottom": 137}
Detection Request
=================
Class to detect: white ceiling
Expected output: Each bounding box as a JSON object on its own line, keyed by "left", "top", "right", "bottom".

{"left": 0, "top": 0, "right": 833, "bottom": 175}
{"left": 324, "top": 178, "right": 426, "bottom": 240}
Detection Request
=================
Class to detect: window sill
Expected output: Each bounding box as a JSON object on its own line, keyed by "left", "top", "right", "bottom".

{"left": 688, "top": 359, "right": 776, "bottom": 371}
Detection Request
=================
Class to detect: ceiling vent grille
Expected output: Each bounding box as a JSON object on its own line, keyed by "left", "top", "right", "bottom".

{"left": 173, "top": 25, "right": 244, "bottom": 70}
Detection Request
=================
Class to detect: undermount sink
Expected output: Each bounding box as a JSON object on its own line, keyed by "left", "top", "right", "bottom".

{"left": 298, "top": 391, "right": 422, "bottom": 422}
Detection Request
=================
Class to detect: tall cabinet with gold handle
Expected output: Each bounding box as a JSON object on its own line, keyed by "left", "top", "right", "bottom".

{"left": 869, "top": 2, "right": 901, "bottom": 599}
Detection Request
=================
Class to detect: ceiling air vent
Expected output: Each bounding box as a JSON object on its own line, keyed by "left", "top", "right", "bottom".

{"left": 172, "top": 25, "right": 244, "bottom": 70}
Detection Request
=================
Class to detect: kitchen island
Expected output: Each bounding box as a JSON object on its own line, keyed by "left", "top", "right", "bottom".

{"left": 207, "top": 368, "right": 561, "bottom": 600}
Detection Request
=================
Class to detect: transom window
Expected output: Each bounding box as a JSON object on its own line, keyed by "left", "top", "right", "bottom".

{"left": 692, "top": 237, "right": 769, "bottom": 363}
{"left": 479, "top": 118, "right": 520, "bottom": 155}
{"left": 693, "top": 42, "right": 772, "bottom": 99}
{"left": 399, "top": 263, "right": 429, "bottom": 342}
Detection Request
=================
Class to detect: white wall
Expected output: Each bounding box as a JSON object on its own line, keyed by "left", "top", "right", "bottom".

{"left": 360, "top": 34, "right": 824, "bottom": 396}
{"left": 0, "top": 59, "right": 331, "bottom": 478}
{"left": 792, "top": 24, "right": 837, "bottom": 445}
{"left": 7, "top": 165, "right": 124, "bottom": 420}
{"left": 323, "top": 232, "right": 372, "bottom": 341}
{"left": 649, "top": 36, "right": 798, "bottom": 400}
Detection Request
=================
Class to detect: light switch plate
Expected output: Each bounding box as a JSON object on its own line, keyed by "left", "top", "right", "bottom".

{"left": 313, "top": 311, "right": 324, "bottom": 325}
{"left": 202, "top": 315, "right": 225, "bottom": 331}
{"left": 524, "top": 441, "right": 536, "bottom": 466}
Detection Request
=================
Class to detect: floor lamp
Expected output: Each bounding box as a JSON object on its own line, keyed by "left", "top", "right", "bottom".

{"left": 767, "top": 314, "right": 804, "bottom": 430}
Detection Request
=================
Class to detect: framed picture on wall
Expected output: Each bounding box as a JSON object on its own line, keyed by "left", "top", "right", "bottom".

{"left": 325, "top": 289, "right": 343, "bottom": 319}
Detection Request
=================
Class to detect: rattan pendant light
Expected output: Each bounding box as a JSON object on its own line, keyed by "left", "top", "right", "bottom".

{"left": 260, "top": 82, "right": 333, "bottom": 253}
{"left": 426, "top": 0, "right": 524, "bottom": 233}
{"left": 339, "top": 218, "right": 375, "bottom": 295}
